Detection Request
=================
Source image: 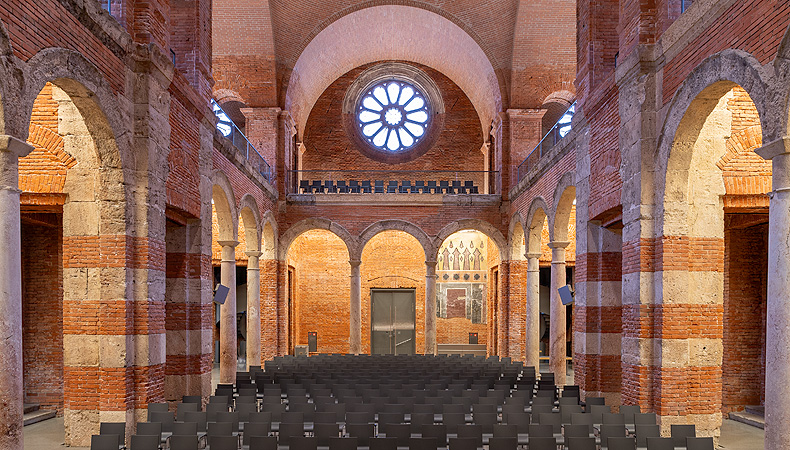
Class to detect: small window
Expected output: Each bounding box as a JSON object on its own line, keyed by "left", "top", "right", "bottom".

{"left": 681, "top": 0, "right": 693, "bottom": 13}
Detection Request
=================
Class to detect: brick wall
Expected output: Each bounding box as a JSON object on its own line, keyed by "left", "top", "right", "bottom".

{"left": 21, "top": 218, "right": 64, "bottom": 414}
{"left": 722, "top": 219, "right": 768, "bottom": 414}
{"left": 302, "top": 62, "right": 484, "bottom": 185}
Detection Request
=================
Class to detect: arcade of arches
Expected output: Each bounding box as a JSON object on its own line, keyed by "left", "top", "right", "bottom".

{"left": 2, "top": 0, "right": 790, "bottom": 449}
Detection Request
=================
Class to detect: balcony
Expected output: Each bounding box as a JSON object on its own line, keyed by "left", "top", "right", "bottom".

{"left": 516, "top": 102, "right": 576, "bottom": 182}
{"left": 212, "top": 100, "right": 274, "bottom": 183}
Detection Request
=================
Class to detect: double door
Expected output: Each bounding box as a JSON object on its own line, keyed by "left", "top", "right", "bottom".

{"left": 371, "top": 289, "right": 416, "bottom": 355}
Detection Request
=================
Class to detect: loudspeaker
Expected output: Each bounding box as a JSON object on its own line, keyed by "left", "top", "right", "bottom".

{"left": 558, "top": 285, "right": 574, "bottom": 305}
{"left": 308, "top": 332, "right": 317, "bottom": 352}
{"left": 214, "top": 284, "right": 229, "bottom": 305}
{"left": 469, "top": 332, "right": 478, "bottom": 344}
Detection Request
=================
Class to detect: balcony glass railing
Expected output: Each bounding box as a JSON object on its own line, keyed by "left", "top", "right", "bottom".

{"left": 290, "top": 170, "right": 499, "bottom": 195}
{"left": 516, "top": 102, "right": 576, "bottom": 182}
{"left": 212, "top": 100, "right": 273, "bottom": 183}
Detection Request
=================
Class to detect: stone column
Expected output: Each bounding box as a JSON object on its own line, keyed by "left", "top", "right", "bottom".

{"left": 245, "top": 251, "right": 262, "bottom": 370}
{"left": 756, "top": 137, "right": 790, "bottom": 450}
{"left": 217, "top": 240, "right": 239, "bottom": 384}
{"left": 549, "top": 241, "right": 570, "bottom": 385}
{"left": 425, "top": 261, "right": 438, "bottom": 355}
{"left": 349, "top": 260, "right": 362, "bottom": 355}
{"left": 0, "top": 136, "right": 33, "bottom": 450}
{"left": 525, "top": 252, "right": 542, "bottom": 371}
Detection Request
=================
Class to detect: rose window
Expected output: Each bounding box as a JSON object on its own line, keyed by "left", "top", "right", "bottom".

{"left": 357, "top": 80, "right": 430, "bottom": 152}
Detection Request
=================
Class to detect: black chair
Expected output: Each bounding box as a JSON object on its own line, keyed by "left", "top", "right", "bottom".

{"left": 135, "top": 422, "right": 162, "bottom": 443}
{"left": 410, "top": 412, "right": 434, "bottom": 432}
{"left": 148, "top": 411, "right": 175, "bottom": 433}
{"left": 464, "top": 181, "right": 478, "bottom": 194}
{"left": 243, "top": 422, "right": 272, "bottom": 445}
{"left": 414, "top": 180, "right": 426, "bottom": 193}
{"left": 607, "top": 436, "right": 637, "bottom": 450}
{"left": 374, "top": 180, "right": 385, "bottom": 193}
{"left": 399, "top": 180, "right": 413, "bottom": 193}
{"left": 309, "top": 180, "right": 322, "bottom": 193}
{"left": 361, "top": 180, "right": 373, "bottom": 193}
{"left": 289, "top": 436, "right": 318, "bottom": 450}
{"left": 527, "top": 424, "right": 553, "bottom": 438}
{"left": 99, "top": 422, "right": 126, "bottom": 446}
{"left": 671, "top": 424, "right": 696, "bottom": 448}
{"left": 408, "top": 437, "right": 438, "bottom": 450}
{"left": 328, "top": 437, "right": 358, "bottom": 450}
{"left": 456, "top": 425, "right": 483, "bottom": 448}
{"left": 377, "top": 412, "right": 404, "bottom": 426}
{"left": 208, "top": 435, "right": 238, "bottom": 450}
{"left": 314, "top": 423, "right": 341, "bottom": 446}
{"left": 451, "top": 180, "right": 463, "bottom": 194}
{"left": 442, "top": 413, "right": 466, "bottom": 434}
{"left": 249, "top": 436, "right": 278, "bottom": 450}
{"left": 438, "top": 180, "right": 451, "bottom": 194}
{"left": 336, "top": 180, "right": 349, "bottom": 193}
{"left": 387, "top": 181, "right": 398, "bottom": 193}
{"left": 566, "top": 437, "right": 596, "bottom": 450}
{"left": 207, "top": 421, "right": 233, "bottom": 438}
{"left": 645, "top": 437, "right": 674, "bottom": 450}
{"left": 633, "top": 413, "right": 656, "bottom": 425}
{"left": 635, "top": 424, "right": 660, "bottom": 448}
{"left": 323, "top": 180, "right": 336, "bottom": 193}
{"left": 381, "top": 423, "right": 410, "bottom": 447}
{"left": 599, "top": 425, "right": 627, "bottom": 449}
{"left": 129, "top": 434, "right": 159, "bottom": 450}
{"left": 348, "top": 180, "right": 361, "bottom": 193}
{"left": 299, "top": 180, "right": 310, "bottom": 193}
{"left": 278, "top": 422, "right": 306, "bottom": 445}
{"left": 169, "top": 435, "right": 198, "bottom": 450}
{"left": 488, "top": 437, "right": 516, "bottom": 450}
{"left": 90, "top": 435, "right": 120, "bottom": 450}
{"left": 448, "top": 437, "right": 478, "bottom": 450}
{"left": 369, "top": 437, "right": 398, "bottom": 450}
{"left": 421, "top": 424, "right": 447, "bottom": 447}
{"left": 426, "top": 181, "right": 438, "bottom": 193}
{"left": 537, "top": 413, "right": 561, "bottom": 434}
{"left": 526, "top": 437, "right": 556, "bottom": 450}
{"left": 345, "top": 423, "right": 375, "bottom": 446}
{"left": 171, "top": 421, "right": 197, "bottom": 436}
{"left": 686, "top": 437, "right": 714, "bottom": 450}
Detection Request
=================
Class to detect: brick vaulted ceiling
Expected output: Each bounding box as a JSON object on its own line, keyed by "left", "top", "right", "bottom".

{"left": 212, "top": 0, "right": 576, "bottom": 133}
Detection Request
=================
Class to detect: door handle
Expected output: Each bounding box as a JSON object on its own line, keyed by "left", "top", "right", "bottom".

{"left": 396, "top": 338, "right": 412, "bottom": 347}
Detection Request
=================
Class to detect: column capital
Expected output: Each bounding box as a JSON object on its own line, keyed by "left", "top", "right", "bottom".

{"left": 245, "top": 250, "right": 263, "bottom": 258}
{"left": 525, "top": 252, "right": 542, "bottom": 260}
{"left": 217, "top": 240, "right": 240, "bottom": 248}
{"left": 349, "top": 259, "right": 362, "bottom": 268}
{"left": 755, "top": 136, "right": 790, "bottom": 160}
{"left": 425, "top": 260, "right": 438, "bottom": 277}
{"left": 0, "top": 135, "right": 34, "bottom": 158}
{"left": 548, "top": 241, "right": 570, "bottom": 250}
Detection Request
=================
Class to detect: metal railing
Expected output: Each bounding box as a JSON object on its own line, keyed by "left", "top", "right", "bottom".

{"left": 516, "top": 102, "right": 576, "bottom": 182}
{"left": 289, "top": 170, "right": 499, "bottom": 195}
{"left": 212, "top": 100, "right": 273, "bottom": 183}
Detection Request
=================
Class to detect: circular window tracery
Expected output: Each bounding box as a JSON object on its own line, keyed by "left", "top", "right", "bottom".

{"left": 357, "top": 80, "right": 431, "bottom": 153}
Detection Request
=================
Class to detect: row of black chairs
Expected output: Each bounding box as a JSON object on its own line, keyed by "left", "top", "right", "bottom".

{"left": 299, "top": 180, "right": 480, "bottom": 194}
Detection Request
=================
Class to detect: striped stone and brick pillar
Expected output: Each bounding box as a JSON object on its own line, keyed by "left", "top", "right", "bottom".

{"left": 575, "top": 223, "right": 622, "bottom": 405}
{"left": 217, "top": 240, "right": 238, "bottom": 384}
{"left": 498, "top": 261, "right": 511, "bottom": 357}
{"left": 549, "top": 241, "right": 569, "bottom": 385}
{"left": 525, "top": 252, "right": 542, "bottom": 371}
{"left": 349, "top": 260, "right": 362, "bottom": 355}
{"left": 0, "top": 136, "right": 33, "bottom": 450}
{"left": 245, "top": 251, "right": 262, "bottom": 369}
{"left": 425, "top": 260, "right": 437, "bottom": 355}
{"left": 756, "top": 137, "right": 790, "bottom": 450}
{"left": 508, "top": 257, "right": 527, "bottom": 361}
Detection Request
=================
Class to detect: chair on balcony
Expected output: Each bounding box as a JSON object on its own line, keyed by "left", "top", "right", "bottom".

{"left": 426, "top": 181, "right": 437, "bottom": 193}
{"left": 309, "top": 180, "right": 322, "bottom": 193}
{"left": 400, "top": 181, "right": 413, "bottom": 193}
{"left": 323, "top": 180, "right": 336, "bottom": 193}
{"left": 374, "top": 180, "right": 385, "bottom": 193}
{"left": 464, "top": 181, "right": 478, "bottom": 194}
{"left": 438, "top": 180, "right": 451, "bottom": 194}
{"left": 452, "top": 180, "right": 464, "bottom": 194}
{"left": 361, "top": 180, "right": 373, "bottom": 193}
{"left": 349, "top": 180, "right": 361, "bottom": 193}
{"left": 337, "top": 181, "right": 350, "bottom": 193}
{"left": 299, "top": 180, "right": 310, "bottom": 193}
{"left": 387, "top": 181, "right": 399, "bottom": 193}
{"left": 414, "top": 180, "right": 427, "bottom": 193}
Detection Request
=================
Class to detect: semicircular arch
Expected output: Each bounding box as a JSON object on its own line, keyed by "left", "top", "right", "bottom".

{"left": 212, "top": 170, "right": 239, "bottom": 242}
{"left": 508, "top": 212, "right": 526, "bottom": 261}
{"left": 552, "top": 172, "right": 576, "bottom": 243}
{"left": 238, "top": 194, "right": 262, "bottom": 252}
{"left": 525, "top": 197, "right": 550, "bottom": 255}
{"left": 434, "top": 219, "right": 507, "bottom": 262}
{"left": 357, "top": 220, "right": 432, "bottom": 262}
{"left": 279, "top": 218, "right": 357, "bottom": 261}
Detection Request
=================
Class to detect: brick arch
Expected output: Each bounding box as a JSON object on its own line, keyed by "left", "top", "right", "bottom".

{"left": 434, "top": 219, "right": 507, "bottom": 262}
{"left": 357, "top": 220, "right": 432, "bottom": 262}
{"left": 261, "top": 210, "right": 278, "bottom": 260}
{"left": 238, "top": 194, "right": 262, "bottom": 252}
{"left": 21, "top": 48, "right": 134, "bottom": 175}
{"left": 212, "top": 170, "right": 239, "bottom": 242}
{"left": 655, "top": 51, "right": 773, "bottom": 239}
{"left": 508, "top": 212, "right": 526, "bottom": 261}
{"left": 279, "top": 218, "right": 357, "bottom": 261}
{"left": 542, "top": 90, "right": 576, "bottom": 107}
{"left": 285, "top": 4, "right": 502, "bottom": 139}
{"left": 525, "top": 197, "right": 550, "bottom": 255}
{"left": 552, "top": 172, "right": 576, "bottom": 243}
{"left": 213, "top": 89, "right": 248, "bottom": 107}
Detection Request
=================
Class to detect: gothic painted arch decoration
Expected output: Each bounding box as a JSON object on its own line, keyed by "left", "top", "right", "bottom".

{"left": 434, "top": 219, "right": 507, "bottom": 262}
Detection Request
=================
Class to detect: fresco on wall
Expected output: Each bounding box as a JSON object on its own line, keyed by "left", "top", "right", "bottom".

{"left": 436, "top": 230, "right": 488, "bottom": 324}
